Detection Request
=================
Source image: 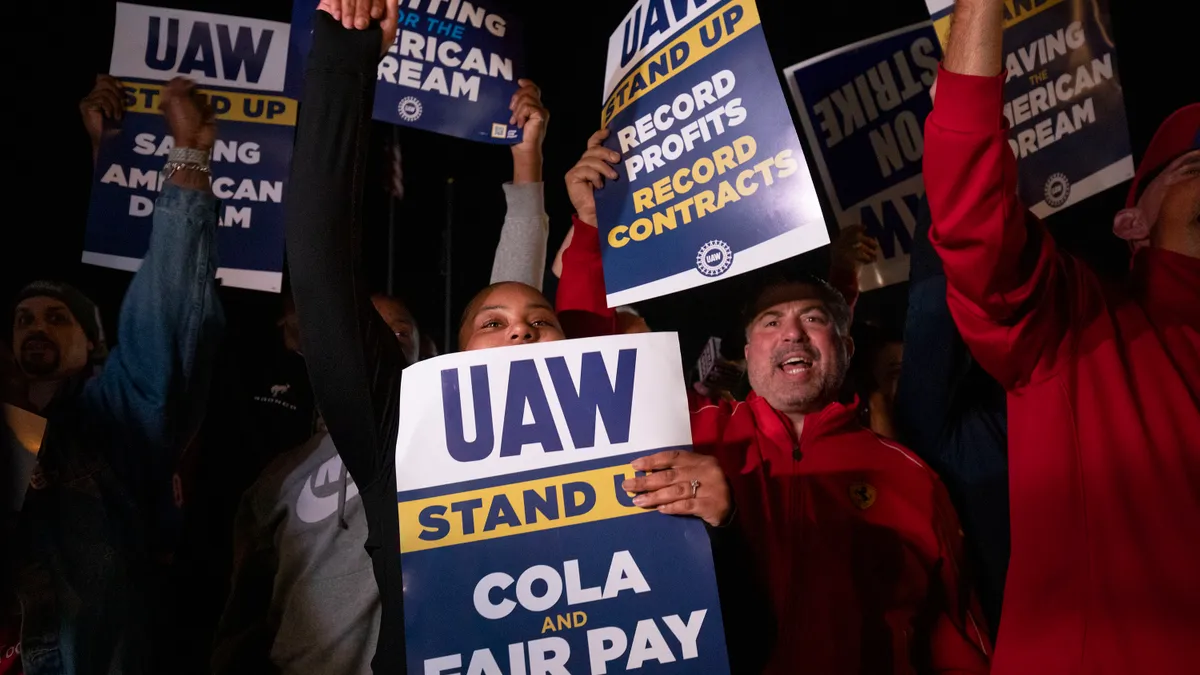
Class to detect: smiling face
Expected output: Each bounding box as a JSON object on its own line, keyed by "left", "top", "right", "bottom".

{"left": 458, "top": 282, "right": 565, "bottom": 351}
{"left": 13, "top": 296, "right": 92, "bottom": 380}
{"left": 743, "top": 283, "right": 853, "bottom": 416}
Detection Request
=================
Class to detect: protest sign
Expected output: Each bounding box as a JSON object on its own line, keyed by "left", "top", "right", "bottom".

{"left": 286, "top": 0, "right": 524, "bottom": 143}
{"left": 924, "top": 0, "right": 1133, "bottom": 217}
{"left": 394, "top": 333, "right": 730, "bottom": 675}
{"left": 784, "top": 23, "right": 940, "bottom": 289}
{"left": 84, "top": 3, "right": 293, "bottom": 292}
{"left": 593, "top": 0, "right": 829, "bottom": 307}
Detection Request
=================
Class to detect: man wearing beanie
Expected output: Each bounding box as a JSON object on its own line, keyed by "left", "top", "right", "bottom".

{"left": 11, "top": 281, "right": 109, "bottom": 409}
{"left": 925, "top": 0, "right": 1199, "bottom": 673}
{"left": 7, "top": 77, "right": 225, "bottom": 675}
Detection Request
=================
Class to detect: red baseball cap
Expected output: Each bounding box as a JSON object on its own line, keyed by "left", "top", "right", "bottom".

{"left": 1126, "top": 103, "right": 1200, "bottom": 208}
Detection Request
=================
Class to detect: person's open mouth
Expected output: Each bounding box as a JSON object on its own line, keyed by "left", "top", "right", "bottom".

{"left": 777, "top": 354, "right": 814, "bottom": 376}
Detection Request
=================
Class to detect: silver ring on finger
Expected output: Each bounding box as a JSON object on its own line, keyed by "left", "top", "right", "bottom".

{"left": 690, "top": 479, "right": 700, "bottom": 499}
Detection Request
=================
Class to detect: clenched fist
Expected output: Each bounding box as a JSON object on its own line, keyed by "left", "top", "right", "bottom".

{"left": 159, "top": 78, "right": 216, "bottom": 151}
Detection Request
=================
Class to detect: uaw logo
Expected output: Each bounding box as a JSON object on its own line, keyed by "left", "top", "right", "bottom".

{"left": 397, "top": 96, "right": 423, "bottom": 122}
{"left": 1044, "top": 172, "right": 1071, "bottom": 208}
{"left": 696, "top": 240, "right": 734, "bottom": 277}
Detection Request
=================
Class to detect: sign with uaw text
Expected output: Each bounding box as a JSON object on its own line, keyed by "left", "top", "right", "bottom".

{"left": 594, "top": 0, "right": 828, "bottom": 307}
{"left": 924, "top": 0, "right": 1133, "bottom": 217}
{"left": 394, "top": 333, "right": 730, "bottom": 675}
{"left": 784, "top": 22, "right": 941, "bottom": 290}
{"left": 286, "top": 0, "right": 524, "bottom": 143}
{"left": 84, "top": 3, "right": 293, "bottom": 292}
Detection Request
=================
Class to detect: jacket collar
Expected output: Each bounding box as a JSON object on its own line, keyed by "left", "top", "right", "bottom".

{"left": 746, "top": 390, "right": 861, "bottom": 454}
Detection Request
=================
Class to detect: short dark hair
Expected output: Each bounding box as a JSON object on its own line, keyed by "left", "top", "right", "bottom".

{"left": 741, "top": 272, "right": 852, "bottom": 336}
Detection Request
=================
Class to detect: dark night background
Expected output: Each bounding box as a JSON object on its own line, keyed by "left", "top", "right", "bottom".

{"left": 3, "top": 0, "right": 1195, "bottom": 366}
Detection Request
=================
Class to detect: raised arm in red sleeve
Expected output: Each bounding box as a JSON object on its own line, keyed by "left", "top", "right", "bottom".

{"left": 555, "top": 216, "right": 617, "bottom": 338}
{"left": 923, "top": 67, "right": 1096, "bottom": 388}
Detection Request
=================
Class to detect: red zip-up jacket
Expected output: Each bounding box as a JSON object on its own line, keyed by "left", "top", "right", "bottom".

{"left": 557, "top": 221, "right": 991, "bottom": 674}
{"left": 925, "top": 68, "right": 1200, "bottom": 674}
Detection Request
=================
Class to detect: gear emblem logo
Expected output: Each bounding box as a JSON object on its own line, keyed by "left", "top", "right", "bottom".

{"left": 1044, "top": 172, "right": 1071, "bottom": 208}
{"left": 696, "top": 240, "right": 734, "bottom": 277}
{"left": 397, "top": 97, "right": 423, "bottom": 122}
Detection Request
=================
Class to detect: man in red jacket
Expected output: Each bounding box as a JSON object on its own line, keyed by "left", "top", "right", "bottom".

{"left": 925, "top": 1, "right": 1200, "bottom": 673}
{"left": 560, "top": 135, "right": 991, "bottom": 674}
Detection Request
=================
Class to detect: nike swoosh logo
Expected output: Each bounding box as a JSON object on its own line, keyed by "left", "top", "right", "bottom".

{"left": 296, "top": 462, "right": 360, "bottom": 524}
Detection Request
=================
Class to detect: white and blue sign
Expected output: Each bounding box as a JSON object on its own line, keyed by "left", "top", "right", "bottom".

{"left": 84, "top": 3, "right": 293, "bottom": 292}
{"left": 593, "top": 0, "right": 828, "bottom": 307}
{"left": 286, "top": 0, "right": 524, "bottom": 144}
{"left": 785, "top": 22, "right": 941, "bottom": 290}
{"left": 394, "top": 333, "right": 730, "bottom": 674}
{"left": 925, "top": 0, "right": 1133, "bottom": 217}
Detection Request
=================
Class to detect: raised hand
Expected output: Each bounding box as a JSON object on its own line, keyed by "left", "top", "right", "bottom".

{"left": 80, "top": 74, "right": 125, "bottom": 149}
{"left": 510, "top": 79, "right": 548, "bottom": 184}
{"left": 565, "top": 129, "right": 620, "bottom": 227}
{"left": 317, "top": 0, "right": 399, "bottom": 54}
{"left": 317, "top": 0, "right": 383, "bottom": 29}
{"left": 159, "top": 78, "right": 216, "bottom": 151}
{"left": 621, "top": 450, "right": 733, "bottom": 527}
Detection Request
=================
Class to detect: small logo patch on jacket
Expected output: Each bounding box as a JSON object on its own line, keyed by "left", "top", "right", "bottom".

{"left": 849, "top": 482, "right": 876, "bottom": 510}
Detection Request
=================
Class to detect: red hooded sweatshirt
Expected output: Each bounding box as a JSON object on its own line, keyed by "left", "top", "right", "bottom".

{"left": 924, "top": 68, "right": 1200, "bottom": 674}
{"left": 557, "top": 221, "right": 991, "bottom": 674}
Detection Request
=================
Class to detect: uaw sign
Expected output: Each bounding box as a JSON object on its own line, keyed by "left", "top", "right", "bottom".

{"left": 286, "top": 0, "right": 525, "bottom": 143}
{"left": 785, "top": 22, "right": 941, "bottom": 290}
{"left": 394, "top": 333, "right": 730, "bottom": 674}
{"left": 83, "top": 3, "right": 294, "bottom": 293}
{"left": 593, "top": 0, "right": 828, "bottom": 307}
{"left": 924, "top": 0, "right": 1133, "bottom": 217}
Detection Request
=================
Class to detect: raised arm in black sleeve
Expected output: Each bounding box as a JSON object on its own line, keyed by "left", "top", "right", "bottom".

{"left": 285, "top": 11, "right": 403, "bottom": 490}
{"left": 284, "top": 11, "right": 410, "bottom": 672}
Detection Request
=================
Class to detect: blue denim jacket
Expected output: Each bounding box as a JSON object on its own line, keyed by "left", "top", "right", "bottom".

{"left": 15, "top": 185, "right": 225, "bottom": 675}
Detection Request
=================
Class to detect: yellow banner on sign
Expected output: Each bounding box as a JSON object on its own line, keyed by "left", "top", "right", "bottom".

{"left": 601, "top": 0, "right": 762, "bottom": 127}
{"left": 398, "top": 463, "right": 648, "bottom": 553}
{"left": 931, "top": 0, "right": 1068, "bottom": 48}
{"left": 121, "top": 81, "right": 297, "bottom": 126}
{"left": 1003, "top": 0, "right": 1066, "bottom": 28}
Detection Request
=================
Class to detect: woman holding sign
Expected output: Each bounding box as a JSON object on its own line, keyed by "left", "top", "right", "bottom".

{"left": 284, "top": 2, "right": 734, "bottom": 672}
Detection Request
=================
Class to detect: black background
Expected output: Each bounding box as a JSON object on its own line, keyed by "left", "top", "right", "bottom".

{"left": 3, "top": 0, "right": 1195, "bottom": 364}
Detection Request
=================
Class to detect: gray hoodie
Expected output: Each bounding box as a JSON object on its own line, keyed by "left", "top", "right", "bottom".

{"left": 211, "top": 431, "right": 379, "bottom": 675}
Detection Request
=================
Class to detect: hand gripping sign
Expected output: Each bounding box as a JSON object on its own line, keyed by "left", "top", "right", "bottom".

{"left": 393, "top": 333, "right": 730, "bottom": 675}
{"left": 592, "top": 0, "right": 829, "bottom": 307}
